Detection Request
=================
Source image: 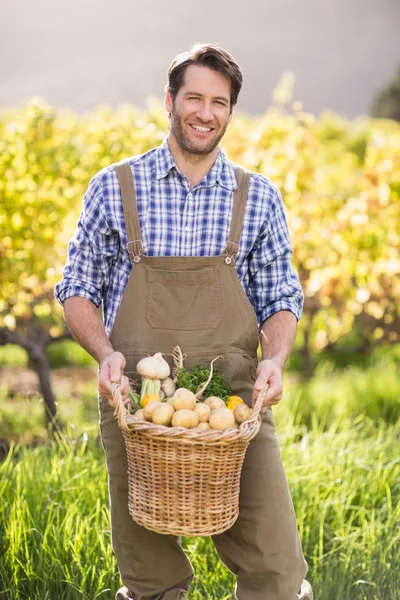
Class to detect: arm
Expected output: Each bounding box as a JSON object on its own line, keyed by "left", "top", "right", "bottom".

{"left": 248, "top": 182, "right": 303, "bottom": 411}
{"left": 252, "top": 310, "right": 297, "bottom": 411}
{"left": 55, "top": 174, "right": 129, "bottom": 405}
{"left": 63, "top": 296, "right": 130, "bottom": 404}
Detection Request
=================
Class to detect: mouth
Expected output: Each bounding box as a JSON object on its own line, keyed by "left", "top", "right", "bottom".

{"left": 190, "top": 123, "right": 214, "bottom": 133}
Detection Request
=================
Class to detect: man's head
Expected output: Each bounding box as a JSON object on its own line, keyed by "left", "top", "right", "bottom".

{"left": 165, "top": 44, "right": 243, "bottom": 158}
{"left": 166, "top": 43, "right": 243, "bottom": 112}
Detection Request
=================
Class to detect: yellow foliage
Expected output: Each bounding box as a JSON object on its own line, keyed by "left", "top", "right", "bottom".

{"left": 0, "top": 98, "right": 399, "bottom": 351}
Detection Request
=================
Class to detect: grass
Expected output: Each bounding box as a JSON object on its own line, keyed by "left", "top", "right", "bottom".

{"left": 0, "top": 349, "right": 399, "bottom": 599}
{"left": 0, "top": 341, "right": 96, "bottom": 369}
{"left": 280, "top": 356, "right": 400, "bottom": 428}
{"left": 0, "top": 416, "right": 399, "bottom": 599}
{"left": 0, "top": 377, "right": 99, "bottom": 446}
{"left": 283, "top": 418, "right": 400, "bottom": 600}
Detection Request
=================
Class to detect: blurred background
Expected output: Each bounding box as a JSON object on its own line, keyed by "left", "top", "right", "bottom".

{"left": 1, "top": 0, "right": 400, "bottom": 118}
{"left": 1, "top": 2, "right": 399, "bottom": 600}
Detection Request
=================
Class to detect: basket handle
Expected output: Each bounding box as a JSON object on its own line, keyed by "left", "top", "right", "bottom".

{"left": 252, "top": 385, "right": 269, "bottom": 420}
{"left": 112, "top": 382, "right": 130, "bottom": 433}
{"left": 238, "top": 385, "right": 269, "bottom": 441}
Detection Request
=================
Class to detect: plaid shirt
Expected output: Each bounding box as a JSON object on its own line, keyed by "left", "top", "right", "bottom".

{"left": 55, "top": 139, "right": 304, "bottom": 336}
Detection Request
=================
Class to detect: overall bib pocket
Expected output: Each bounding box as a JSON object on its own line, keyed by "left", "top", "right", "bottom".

{"left": 146, "top": 267, "right": 222, "bottom": 330}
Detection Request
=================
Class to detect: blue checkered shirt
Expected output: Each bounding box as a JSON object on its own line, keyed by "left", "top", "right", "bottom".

{"left": 55, "top": 139, "right": 304, "bottom": 336}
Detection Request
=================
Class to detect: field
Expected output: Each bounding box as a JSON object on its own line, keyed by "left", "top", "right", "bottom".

{"left": 1, "top": 85, "right": 400, "bottom": 600}
{"left": 1, "top": 346, "right": 399, "bottom": 600}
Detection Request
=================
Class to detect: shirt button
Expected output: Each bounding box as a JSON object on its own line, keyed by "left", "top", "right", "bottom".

{"left": 185, "top": 226, "right": 190, "bottom": 231}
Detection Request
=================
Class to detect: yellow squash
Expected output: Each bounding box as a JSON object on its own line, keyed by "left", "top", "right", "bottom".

{"left": 226, "top": 395, "right": 244, "bottom": 411}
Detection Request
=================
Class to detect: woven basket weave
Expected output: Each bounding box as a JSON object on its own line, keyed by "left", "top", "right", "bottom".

{"left": 113, "top": 384, "right": 267, "bottom": 537}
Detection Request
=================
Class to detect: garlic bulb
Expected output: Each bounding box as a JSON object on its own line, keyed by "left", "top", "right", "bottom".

{"left": 136, "top": 353, "right": 171, "bottom": 400}
{"left": 136, "top": 353, "right": 170, "bottom": 380}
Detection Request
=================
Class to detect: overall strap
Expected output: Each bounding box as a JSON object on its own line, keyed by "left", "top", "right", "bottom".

{"left": 114, "top": 160, "right": 144, "bottom": 263}
{"left": 223, "top": 166, "right": 251, "bottom": 263}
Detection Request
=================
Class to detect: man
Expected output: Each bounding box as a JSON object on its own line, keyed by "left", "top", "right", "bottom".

{"left": 55, "top": 43, "right": 313, "bottom": 600}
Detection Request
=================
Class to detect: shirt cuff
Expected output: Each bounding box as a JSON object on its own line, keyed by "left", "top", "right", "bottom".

{"left": 54, "top": 283, "right": 101, "bottom": 308}
{"left": 257, "top": 298, "right": 303, "bottom": 327}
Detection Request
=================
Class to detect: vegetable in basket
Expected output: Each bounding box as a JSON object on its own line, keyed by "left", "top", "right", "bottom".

{"left": 128, "top": 348, "right": 250, "bottom": 430}
{"left": 176, "top": 364, "right": 232, "bottom": 400}
{"left": 136, "top": 353, "right": 170, "bottom": 399}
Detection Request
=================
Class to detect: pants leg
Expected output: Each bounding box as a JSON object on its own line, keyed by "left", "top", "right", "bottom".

{"left": 115, "top": 576, "right": 193, "bottom": 600}
{"left": 212, "top": 409, "right": 310, "bottom": 600}
{"left": 99, "top": 396, "right": 194, "bottom": 600}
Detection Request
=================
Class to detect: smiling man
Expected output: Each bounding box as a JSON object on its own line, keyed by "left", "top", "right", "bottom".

{"left": 55, "top": 44, "right": 313, "bottom": 600}
{"left": 167, "top": 64, "right": 232, "bottom": 163}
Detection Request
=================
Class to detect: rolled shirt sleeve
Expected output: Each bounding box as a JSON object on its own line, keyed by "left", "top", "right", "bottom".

{"left": 54, "top": 175, "right": 119, "bottom": 308}
{"left": 248, "top": 187, "right": 304, "bottom": 325}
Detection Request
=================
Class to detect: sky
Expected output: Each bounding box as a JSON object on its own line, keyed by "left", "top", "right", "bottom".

{"left": 1, "top": 0, "right": 399, "bottom": 118}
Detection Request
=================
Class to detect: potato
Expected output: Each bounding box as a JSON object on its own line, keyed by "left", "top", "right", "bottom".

{"left": 233, "top": 404, "right": 252, "bottom": 424}
{"left": 172, "top": 388, "right": 197, "bottom": 410}
{"left": 166, "top": 397, "right": 175, "bottom": 405}
{"left": 193, "top": 402, "right": 211, "bottom": 422}
{"left": 204, "top": 396, "right": 226, "bottom": 411}
{"left": 143, "top": 401, "right": 163, "bottom": 421}
{"left": 172, "top": 409, "right": 199, "bottom": 429}
{"left": 209, "top": 407, "right": 235, "bottom": 431}
{"left": 152, "top": 403, "right": 174, "bottom": 426}
{"left": 196, "top": 422, "right": 210, "bottom": 431}
{"left": 132, "top": 408, "right": 145, "bottom": 420}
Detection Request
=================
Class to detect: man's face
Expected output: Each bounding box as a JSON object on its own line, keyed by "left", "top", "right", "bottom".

{"left": 165, "top": 64, "right": 233, "bottom": 156}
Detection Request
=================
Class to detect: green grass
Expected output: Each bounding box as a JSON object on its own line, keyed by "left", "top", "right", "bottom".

{"left": 0, "top": 345, "right": 28, "bottom": 368}
{"left": 279, "top": 353, "right": 400, "bottom": 428}
{"left": 1, "top": 354, "right": 399, "bottom": 599}
{"left": 0, "top": 341, "right": 95, "bottom": 369}
{"left": 0, "top": 377, "right": 99, "bottom": 446}
{"left": 0, "top": 416, "right": 399, "bottom": 599}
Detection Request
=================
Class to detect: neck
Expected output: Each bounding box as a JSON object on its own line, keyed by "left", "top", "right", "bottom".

{"left": 167, "top": 135, "right": 218, "bottom": 189}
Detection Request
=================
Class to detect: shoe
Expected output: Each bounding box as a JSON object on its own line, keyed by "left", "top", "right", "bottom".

{"left": 297, "top": 580, "right": 313, "bottom": 600}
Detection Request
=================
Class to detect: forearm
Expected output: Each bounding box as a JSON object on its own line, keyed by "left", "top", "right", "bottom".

{"left": 259, "top": 310, "right": 297, "bottom": 369}
{"left": 63, "top": 296, "right": 114, "bottom": 365}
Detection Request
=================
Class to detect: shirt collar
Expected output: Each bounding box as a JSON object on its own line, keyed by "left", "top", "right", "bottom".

{"left": 155, "top": 138, "right": 238, "bottom": 191}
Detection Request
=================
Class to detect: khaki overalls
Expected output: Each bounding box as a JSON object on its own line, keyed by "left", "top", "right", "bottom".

{"left": 98, "top": 162, "right": 309, "bottom": 600}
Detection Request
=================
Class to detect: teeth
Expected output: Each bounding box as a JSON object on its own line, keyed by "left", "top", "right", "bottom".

{"left": 191, "top": 124, "right": 212, "bottom": 132}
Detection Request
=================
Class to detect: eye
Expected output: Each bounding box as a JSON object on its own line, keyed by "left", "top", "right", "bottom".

{"left": 188, "top": 96, "right": 200, "bottom": 101}
{"left": 214, "top": 100, "right": 227, "bottom": 107}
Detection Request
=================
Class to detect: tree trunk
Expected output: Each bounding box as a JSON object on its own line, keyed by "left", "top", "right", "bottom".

{"left": 28, "top": 347, "right": 58, "bottom": 425}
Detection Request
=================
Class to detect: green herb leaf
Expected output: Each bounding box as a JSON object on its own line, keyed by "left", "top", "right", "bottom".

{"left": 177, "top": 365, "right": 231, "bottom": 401}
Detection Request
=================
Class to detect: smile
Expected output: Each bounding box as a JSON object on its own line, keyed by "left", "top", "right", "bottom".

{"left": 190, "top": 124, "right": 213, "bottom": 132}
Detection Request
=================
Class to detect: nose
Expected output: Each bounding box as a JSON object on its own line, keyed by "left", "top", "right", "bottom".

{"left": 197, "top": 102, "right": 214, "bottom": 123}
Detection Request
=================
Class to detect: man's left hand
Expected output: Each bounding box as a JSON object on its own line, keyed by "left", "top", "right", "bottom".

{"left": 252, "top": 359, "right": 283, "bottom": 413}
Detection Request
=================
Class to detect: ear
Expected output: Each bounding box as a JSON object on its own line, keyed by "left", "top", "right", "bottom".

{"left": 165, "top": 88, "right": 173, "bottom": 114}
{"left": 228, "top": 108, "right": 234, "bottom": 123}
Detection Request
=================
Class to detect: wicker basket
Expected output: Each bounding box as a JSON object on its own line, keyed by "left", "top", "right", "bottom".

{"left": 113, "top": 384, "right": 267, "bottom": 537}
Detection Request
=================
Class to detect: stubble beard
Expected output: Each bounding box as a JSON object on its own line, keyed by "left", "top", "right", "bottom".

{"left": 170, "top": 107, "right": 228, "bottom": 162}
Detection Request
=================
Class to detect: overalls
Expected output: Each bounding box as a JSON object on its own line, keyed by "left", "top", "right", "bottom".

{"left": 99, "top": 162, "right": 308, "bottom": 600}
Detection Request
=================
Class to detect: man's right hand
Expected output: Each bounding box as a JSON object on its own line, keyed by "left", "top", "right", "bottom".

{"left": 99, "top": 351, "right": 131, "bottom": 408}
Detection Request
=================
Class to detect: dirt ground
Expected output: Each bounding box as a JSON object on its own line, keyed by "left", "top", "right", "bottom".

{"left": 0, "top": 365, "right": 98, "bottom": 399}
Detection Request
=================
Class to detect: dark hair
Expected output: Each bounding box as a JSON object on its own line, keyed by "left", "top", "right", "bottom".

{"left": 166, "top": 43, "right": 243, "bottom": 109}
